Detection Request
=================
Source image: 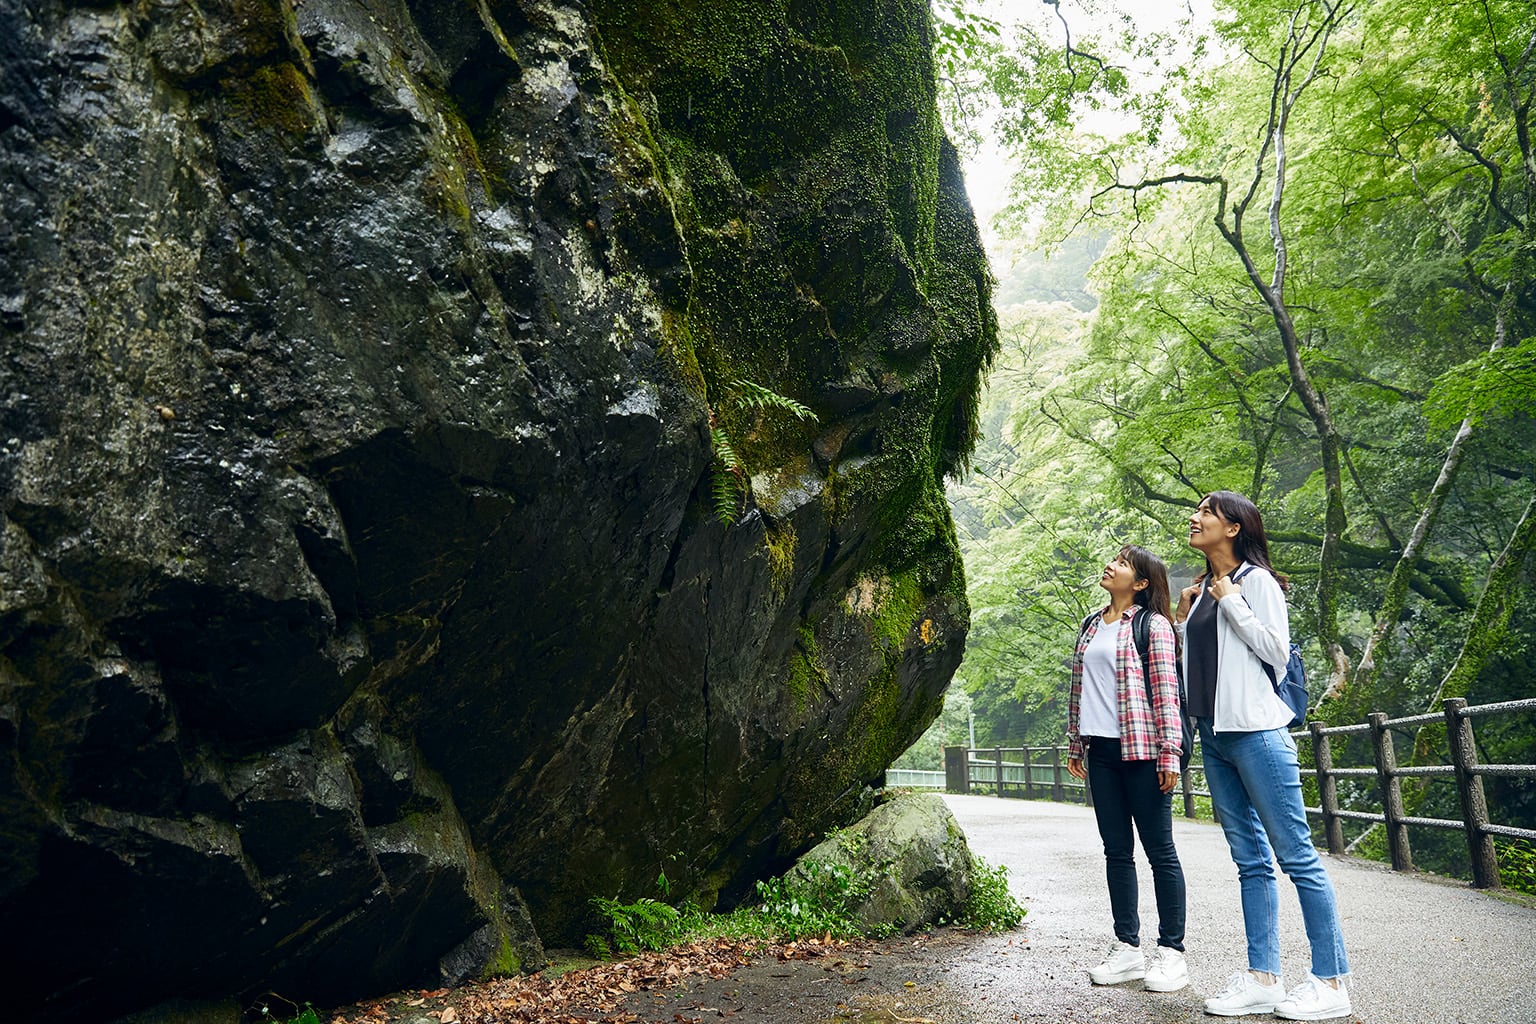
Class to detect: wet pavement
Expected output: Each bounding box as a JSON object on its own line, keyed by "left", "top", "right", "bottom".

{"left": 347, "top": 795, "right": 1536, "bottom": 1024}
{"left": 941, "top": 794, "right": 1536, "bottom": 1024}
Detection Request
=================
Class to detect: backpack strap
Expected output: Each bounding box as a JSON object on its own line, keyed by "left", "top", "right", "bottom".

{"left": 1229, "top": 565, "right": 1280, "bottom": 687}
{"left": 1131, "top": 605, "right": 1154, "bottom": 700}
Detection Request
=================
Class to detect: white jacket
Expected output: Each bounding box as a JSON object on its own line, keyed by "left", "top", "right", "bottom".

{"left": 1177, "top": 562, "right": 1293, "bottom": 732}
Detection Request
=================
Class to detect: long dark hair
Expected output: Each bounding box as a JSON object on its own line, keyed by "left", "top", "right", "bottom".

{"left": 1202, "top": 490, "right": 1290, "bottom": 592}
{"left": 1121, "top": 544, "right": 1173, "bottom": 623}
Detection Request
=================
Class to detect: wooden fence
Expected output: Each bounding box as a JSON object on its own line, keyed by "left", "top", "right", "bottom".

{"left": 940, "top": 739, "right": 1213, "bottom": 816}
{"left": 933, "top": 695, "right": 1536, "bottom": 889}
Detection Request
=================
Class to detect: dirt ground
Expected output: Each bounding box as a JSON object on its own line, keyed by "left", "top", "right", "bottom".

{"left": 313, "top": 795, "right": 1536, "bottom": 1024}
{"left": 319, "top": 928, "right": 1004, "bottom": 1024}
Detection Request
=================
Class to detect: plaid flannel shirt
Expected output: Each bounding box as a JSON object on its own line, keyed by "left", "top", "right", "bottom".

{"left": 1066, "top": 606, "right": 1184, "bottom": 774}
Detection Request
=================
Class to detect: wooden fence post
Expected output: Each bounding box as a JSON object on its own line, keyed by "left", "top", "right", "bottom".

{"left": 944, "top": 745, "right": 970, "bottom": 794}
{"left": 994, "top": 746, "right": 1004, "bottom": 797}
{"left": 1022, "top": 746, "right": 1033, "bottom": 799}
{"left": 1051, "top": 745, "right": 1065, "bottom": 802}
{"left": 1310, "top": 721, "right": 1344, "bottom": 855}
{"left": 1444, "top": 698, "right": 1501, "bottom": 889}
{"left": 1369, "top": 712, "right": 1413, "bottom": 871}
{"left": 1180, "top": 768, "right": 1194, "bottom": 819}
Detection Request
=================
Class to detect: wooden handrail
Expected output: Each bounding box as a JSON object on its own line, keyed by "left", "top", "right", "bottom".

{"left": 939, "top": 695, "right": 1536, "bottom": 890}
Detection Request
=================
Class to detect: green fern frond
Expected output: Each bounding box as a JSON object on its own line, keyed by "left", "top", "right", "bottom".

{"left": 589, "top": 895, "right": 682, "bottom": 955}
{"left": 712, "top": 466, "right": 741, "bottom": 524}
{"left": 725, "top": 379, "right": 817, "bottom": 421}
{"left": 706, "top": 378, "right": 814, "bottom": 527}
{"left": 711, "top": 427, "right": 743, "bottom": 471}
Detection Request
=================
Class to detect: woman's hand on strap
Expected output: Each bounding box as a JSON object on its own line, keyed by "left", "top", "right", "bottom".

{"left": 1175, "top": 582, "right": 1201, "bottom": 622}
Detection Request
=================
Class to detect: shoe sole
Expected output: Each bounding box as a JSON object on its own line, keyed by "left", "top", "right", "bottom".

{"left": 1144, "top": 974, "right": 1189, "bottom": 992}
{"left": 1274, "top": 1005, "right": 1352, "bottom": 1021}
{"left": 1204, "top": 1001, "right": 1280, "bottom": 1016}
{"left": 1088, "top": 968, "right": 1146, "bottom": 984}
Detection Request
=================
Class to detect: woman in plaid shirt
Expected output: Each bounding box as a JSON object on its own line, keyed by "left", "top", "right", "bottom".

{"left": 1066, "top": 544, "right": 1189, "bottom": 993}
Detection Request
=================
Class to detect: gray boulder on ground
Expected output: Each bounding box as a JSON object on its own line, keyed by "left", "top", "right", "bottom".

{"left": 790, "top": 793, "right": 974, "bottom": 935}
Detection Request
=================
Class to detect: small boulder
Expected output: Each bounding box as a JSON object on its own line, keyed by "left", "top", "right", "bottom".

{"left": 789, "top": 793, "right": 973, "bottom": 935}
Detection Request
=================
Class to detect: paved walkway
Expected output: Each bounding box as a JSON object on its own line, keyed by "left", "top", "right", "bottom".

{"left": 944, "top": 794, "right": 1536, "bottom": 1024}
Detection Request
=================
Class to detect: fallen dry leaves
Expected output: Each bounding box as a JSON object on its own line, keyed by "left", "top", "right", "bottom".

{"left": 328, "top": 936, "right": 863, "bottom": 1024}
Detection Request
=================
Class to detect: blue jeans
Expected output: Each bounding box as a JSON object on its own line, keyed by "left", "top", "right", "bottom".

{"left": 1199, "top": 720, "right": 1349, "bottom": 978}
{"left": 1086, "top": 737, "right": 1186, "bottom": 950}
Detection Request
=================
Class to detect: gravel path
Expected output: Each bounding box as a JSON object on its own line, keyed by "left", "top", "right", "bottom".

{"left": 339, "top": 795, "right": 1536, "bottom": 1024}
{"left": 942, "top": 793, "right": 1536, "bottom": 1024}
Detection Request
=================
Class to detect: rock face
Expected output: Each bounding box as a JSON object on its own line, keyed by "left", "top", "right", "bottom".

{"left": 0, "top": 0, "right": 996, "bottom": 1018}
{"left": 789, "top": 793, "right": 974, "bottom": 935}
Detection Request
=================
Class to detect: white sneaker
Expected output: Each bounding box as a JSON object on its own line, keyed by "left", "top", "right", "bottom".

{"left": 1275, "top": 974, "right": 1352, "bottom": 1020}
{"left": 1087, "top": 940, "right": 1146, "bottom": 984}
{"left": 1144, "top": 946, "right": 1188, "bottom": 992}
{"left": 1203, "top": 969, "right": 1285, "bottom": 1016}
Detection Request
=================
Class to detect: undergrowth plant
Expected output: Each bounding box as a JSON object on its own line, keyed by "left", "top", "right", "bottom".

{"left": 585, "top": 846, "right": 1025, "bottom": 960}
{"left": 1496, "top": 839, "right": 1536, "bottom": 896}
{"left": 260, "top": 1002, "right": 319, "bottom": 1024}
{"left": 961, "top": 856, "right": 1025, "bottom": 931}
{"left": 709, "top": 379, "right": 816, "bottom": 525}
{"left": 585, "top": 896, "right": 684, "bottom": 956}
{"left": 755, "top": 858, "right": 892, "bottom": 940}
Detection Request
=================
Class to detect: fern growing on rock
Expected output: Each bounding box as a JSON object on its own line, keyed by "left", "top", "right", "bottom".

{"left": 709, "top": 379, "right": 816, "bottom": 525}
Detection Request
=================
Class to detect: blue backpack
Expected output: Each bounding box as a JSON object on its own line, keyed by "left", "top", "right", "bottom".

{"left": 1232, "top": 566, "right": 1309, "bottom": 727}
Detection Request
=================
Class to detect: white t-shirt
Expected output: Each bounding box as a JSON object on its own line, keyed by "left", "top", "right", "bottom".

{"left": 1080, "top": 618, "right": 1121, "bottom": 738}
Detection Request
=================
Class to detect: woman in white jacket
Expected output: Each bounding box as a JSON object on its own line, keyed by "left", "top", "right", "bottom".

{"left": 1175, "top": 491, "right": 1352, "bottom": 1021}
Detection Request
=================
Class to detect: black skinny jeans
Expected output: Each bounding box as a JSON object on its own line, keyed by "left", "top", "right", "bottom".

{"left": 1085, "top": 736, "right": 1187, "bottom": 950}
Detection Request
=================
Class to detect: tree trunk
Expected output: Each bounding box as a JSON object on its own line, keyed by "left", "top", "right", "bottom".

{"left": 1337, "top": 307, "right": 1515, "bottom": 718}
{"left": 1209, "top": 2, "right": 1350, "bottom": 692}
{"left": 1432, "top": 482, "right": 1536, "bottom": 705}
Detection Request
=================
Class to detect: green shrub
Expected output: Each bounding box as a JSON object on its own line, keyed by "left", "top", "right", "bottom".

{"left": 961, "top": 855, "right": 1025, "bottom": 931}
{"left": 754, "top": 858, "right": 892, "bottom": 940}
{"left": 588, "top": 895, "right": 684, "bottom": 954}
{"left": 587, "top": 842, "right": 1015, "bottom": 956}
{"left": 261, "top": 1005, "right": 320, "bottom": 1024}
{"left": 1496, "top": 839, "right": 1536, "bottom": 895}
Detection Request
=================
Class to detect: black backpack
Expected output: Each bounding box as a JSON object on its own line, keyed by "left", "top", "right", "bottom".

{"left": 1078, "top": 608, "right": 1194, "bottom": 769}
{"left": 1230, "top": 566, "right": 1309, "bottom": 727}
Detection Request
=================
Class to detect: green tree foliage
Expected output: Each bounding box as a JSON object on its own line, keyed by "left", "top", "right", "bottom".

{"left": 930, "top": 0, "right": 1536, "bottom": 850}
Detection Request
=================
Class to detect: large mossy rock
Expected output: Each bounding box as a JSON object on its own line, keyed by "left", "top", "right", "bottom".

{"left": 0, "top": 0, "right": 996, "bottom": 1018}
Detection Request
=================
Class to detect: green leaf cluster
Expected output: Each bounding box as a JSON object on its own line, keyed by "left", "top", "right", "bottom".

{"left": 960, "top": 856, "right": 1026, "bottom": 931}
{"left": 932, "top": 0, "right": 1536, "bottom": 767}
{"left": 587, "top": 895, "right": 685, "bottom": 955}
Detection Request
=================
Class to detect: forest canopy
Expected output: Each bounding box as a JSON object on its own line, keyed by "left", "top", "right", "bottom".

{"left": 910, "top": 0, "right": 1536, "bottom": 810}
